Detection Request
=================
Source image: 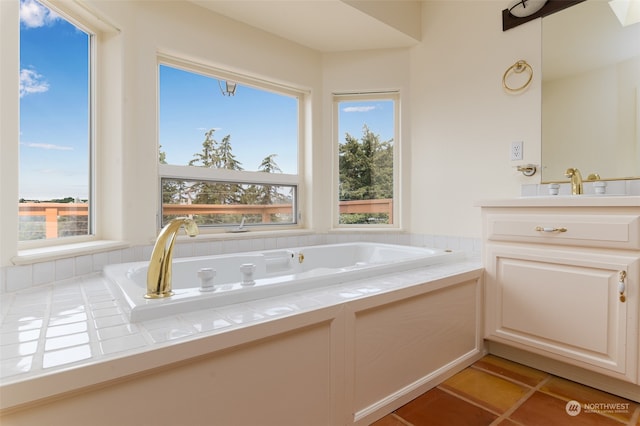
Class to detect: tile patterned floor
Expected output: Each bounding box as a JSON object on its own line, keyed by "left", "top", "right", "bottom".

{"left": 372, "top": 355, "right": 640, "bottom": 426}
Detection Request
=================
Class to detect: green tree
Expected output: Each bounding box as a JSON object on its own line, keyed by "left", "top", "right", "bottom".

{"left": 188, "top": 130, "right": 243, "bottom": 171}
{"left": 162, "top": 130, "right": 295, "bottom": 225}
{"left": 242, "top": 154, "right": 291, "bottom": 223}
{"left": 256, "top": 154, "right": 283, "bottom": 205}
{"left": 188, "top": 130, "right": 244, "bottom": 207}
{"left": 218, "top": 134, "right": 243, "bottom": 170}
{"left": 338, "top": 125, "right": 393, "bottom": 224}
{"left": 339, "top": 125, "right": 393, "bottom": 201}
{"left": 258, "top": 153, "right": 282, "bottom": 174}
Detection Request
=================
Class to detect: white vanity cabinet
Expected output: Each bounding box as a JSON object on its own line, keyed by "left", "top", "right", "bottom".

{"left": 480, "top": 199, "right": 640, "bottom": 385}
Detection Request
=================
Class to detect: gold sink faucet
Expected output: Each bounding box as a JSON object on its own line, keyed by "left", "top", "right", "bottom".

{"left": 564, "top": 167, "right": 583, "bottom": 195}
{"left": 146, "top": 217, "right": 199, "bottom": 299}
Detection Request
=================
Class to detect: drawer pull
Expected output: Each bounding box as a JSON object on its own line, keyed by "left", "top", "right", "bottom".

{"left": 619, "top": 271, "right": 627, "bottom": 303}
{"left": 535, "top": 226, "right": 567, "bottom": 233}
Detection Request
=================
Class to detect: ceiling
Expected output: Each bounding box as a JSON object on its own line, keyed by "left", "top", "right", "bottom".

{"left": 190, "top": 0, "right": 422, "bottom": 52}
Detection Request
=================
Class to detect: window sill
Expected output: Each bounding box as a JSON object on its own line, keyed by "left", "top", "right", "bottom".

{"left": 329, "top": 227, "right": 405, "bottom": 233}
{"left": 13, "top": 240, "right": 129, "bottom": 265}
{"left": 189, "top": 228, "right": 314, "bottom": 242}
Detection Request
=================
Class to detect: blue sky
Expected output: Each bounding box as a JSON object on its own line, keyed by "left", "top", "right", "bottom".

{"left": 160, "top": 66, "right": 395, "bottom": 176}
{"left": 19, "top": 0, "right": 394, "bottom": 201}
{"left": 19, "top": 0, "right": 89, "bottom": 200}
{"left": 338, "top": 100, "right": 395, "bottom": 146}
{"left": 159, "top": 65, "right": 300, "bottom": 174}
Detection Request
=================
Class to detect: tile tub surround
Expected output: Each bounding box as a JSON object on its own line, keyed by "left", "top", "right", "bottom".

{"left": 0, "top": 251, "right": 482, "bottom": 411}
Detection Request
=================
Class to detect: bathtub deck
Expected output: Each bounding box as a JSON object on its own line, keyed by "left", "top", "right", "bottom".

{"left": 0, "top": 255, "right": 482, "bottom": 412}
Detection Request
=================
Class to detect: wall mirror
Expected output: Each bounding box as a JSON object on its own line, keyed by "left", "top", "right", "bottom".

{"left": 542, "top": 0, "right": 640, "bottom": 182}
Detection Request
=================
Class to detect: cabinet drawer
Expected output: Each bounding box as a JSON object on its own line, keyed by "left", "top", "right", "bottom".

{"left": 486, "top": 213, "right": 640, "bottom": 249}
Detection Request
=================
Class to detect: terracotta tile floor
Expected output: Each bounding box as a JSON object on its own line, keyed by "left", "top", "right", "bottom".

{"left": 372, "top": 355, "right": 640, "bottom": 426}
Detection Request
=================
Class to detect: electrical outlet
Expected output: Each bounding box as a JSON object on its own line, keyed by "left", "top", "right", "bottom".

{"left": 511, "top": 141, "right": 524, "bottom": 161}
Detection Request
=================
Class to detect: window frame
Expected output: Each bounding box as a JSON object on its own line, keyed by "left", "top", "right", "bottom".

{"left": 332, "top": 91, "right": 400, "bottom": 230}
{"left": 157, "top": 54, "right": 305, "bottom": 232}
{"left": 17, "top": 0, "right": 97, "bottom": 249}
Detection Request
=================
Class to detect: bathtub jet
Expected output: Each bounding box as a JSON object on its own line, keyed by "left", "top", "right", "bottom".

{"left": 104, "top": 242, "right": 463, "bottom": 322}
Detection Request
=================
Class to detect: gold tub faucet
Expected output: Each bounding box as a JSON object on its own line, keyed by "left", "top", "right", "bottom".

{"left": 146, "top": 218, "right": 199, "bottom": 299}
{"left": 565, "top": 167, "right": 583, "bottom": 195}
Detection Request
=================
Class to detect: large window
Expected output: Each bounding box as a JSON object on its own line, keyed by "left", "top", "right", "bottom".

{"left": 18, "top": 0, "right": 93, "bottom": 242}
{"left": 158, "top": 58, "right": 301, "bottom": 230}
{"left": 334, "top": 93, "right": 398, "bottom": 227}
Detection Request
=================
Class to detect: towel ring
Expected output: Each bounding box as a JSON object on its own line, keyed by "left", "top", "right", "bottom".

{"left": 503, "top": 60, "right": 533, "bottom": 93}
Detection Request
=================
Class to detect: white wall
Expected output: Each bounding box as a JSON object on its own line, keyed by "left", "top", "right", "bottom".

{"left": 322, "top": 48, "right": 412, "bottom": 230}
{"left": 409, "top": 1, "right": 542, "bottom": 238}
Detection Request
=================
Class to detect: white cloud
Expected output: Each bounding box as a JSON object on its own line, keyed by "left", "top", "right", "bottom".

{"left": 343, "top": 106, "right": 376, "bottom": 113}
{"left": 23, "top": 142, "right": 73, "bottom": 151}
{"left": 20, "top": 68, "right": 49, "bottom": 98}
{"left": 20, "top": 0, "right": 60, "bottom": 28}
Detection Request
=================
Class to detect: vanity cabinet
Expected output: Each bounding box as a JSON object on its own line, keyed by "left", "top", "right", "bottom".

{"left": 481, "top": 202, "right": 640, "bottom": 384}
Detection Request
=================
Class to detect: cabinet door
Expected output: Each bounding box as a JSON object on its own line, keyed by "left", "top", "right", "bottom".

{"left": 485, "top": 244, "right": 639, "bottom": 382}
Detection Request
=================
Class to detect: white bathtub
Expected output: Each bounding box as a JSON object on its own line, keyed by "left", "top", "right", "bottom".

{"left": 104, "top": 242, "right": 463, "bottom": 322}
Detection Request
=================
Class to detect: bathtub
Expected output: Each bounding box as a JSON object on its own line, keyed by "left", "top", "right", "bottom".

{"left": 104, "top": 242, "right": 463, "bottom": 322}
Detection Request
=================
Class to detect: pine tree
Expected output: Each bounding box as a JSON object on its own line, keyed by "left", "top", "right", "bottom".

{"left": 338, "top": 125, "right": 393, "bottom": 224}
{"left": 339, "top": 125, "right": 393, "bottom": 201}
{"left": 257, "top": 154, "right": 283, "bottom": 205}
{"left": 188, "top": 130, "right": 244, "bottom": 209}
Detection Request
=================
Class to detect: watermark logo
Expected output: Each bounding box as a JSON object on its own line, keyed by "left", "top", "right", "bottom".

{"left": 565, "top": 400, "right": 581, "bottom": 416}
{"left": 583, "top": 402, "right": 630, "bottom": 414}
{"left": 565, "top": 400, "right": 631, "bottom": 417}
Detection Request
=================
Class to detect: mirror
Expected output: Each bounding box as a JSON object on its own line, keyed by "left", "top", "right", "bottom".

{"left": 542, "top": 0, "right": 640, "bottom": 182}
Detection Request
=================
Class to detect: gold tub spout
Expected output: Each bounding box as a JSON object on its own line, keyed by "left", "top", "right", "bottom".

{"left": 146, "top": 218, "right": 199, "bottom": 299}
{"left": 564, "top": 167, "right": 583, "bottom": 195}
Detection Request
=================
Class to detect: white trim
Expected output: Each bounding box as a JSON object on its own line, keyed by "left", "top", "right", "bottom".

{"left": 156, "top": 57, "right": 306, "bottom": 231}
{"left": 42, "top": 0, "right": 120, "bottom": 34}
{"left": 17, "top": 0, "right": 98, "bottom": 251}
{"left": 332, "top": 91, "right": 401, "bottom": 230}
{"left": 159, "top": 164, "right": 299, "bottom": 186}
{"left": 157, "top": 53, "right": 309, "bottom": 99}
{"left": 13, "top": 240, "right": 128, "bottom": 265}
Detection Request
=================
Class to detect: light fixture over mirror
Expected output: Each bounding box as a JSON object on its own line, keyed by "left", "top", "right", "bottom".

{"left": 507, "top": 0, "right": 548, "bottom": 18}
{"left": 502, "top": 0, "right": 584, "bottom": 31}
{"left": 219, "top": 80, "right": 237, "bottom": 96}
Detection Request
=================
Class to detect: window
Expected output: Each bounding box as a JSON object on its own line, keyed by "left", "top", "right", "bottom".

{"left": 334, "top": 93, "right": 398, "bottom": 227}
{"left": 18, "top": 0, "right": 93, "bottom": 242}
{"left": 158, "top": 57, "right": 302, "bottom": 230}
